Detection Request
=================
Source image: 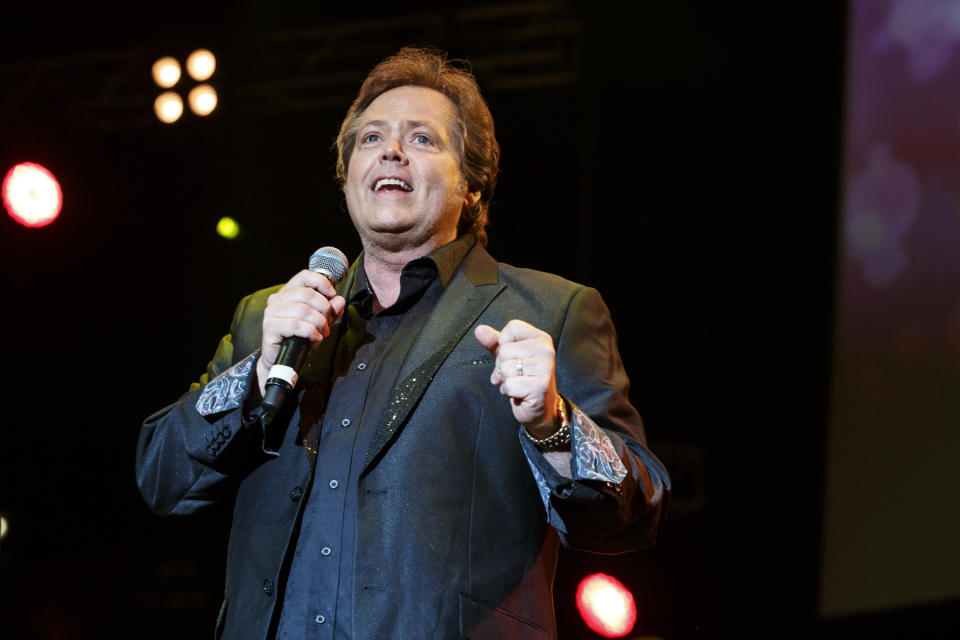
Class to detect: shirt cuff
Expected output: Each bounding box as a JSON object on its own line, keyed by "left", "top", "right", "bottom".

{"left": 520, "top": 401, "right": 628, "bottom": 514}
{"left": 569, "top": 405, "right": 628, "bottom": 484}
{"left": 195, "top": 351, "right": 259, "bottom": 416}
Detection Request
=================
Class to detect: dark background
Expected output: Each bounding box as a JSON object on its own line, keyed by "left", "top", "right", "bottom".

{"left": 2, "top": 2, "right": 943, "bottom": 638}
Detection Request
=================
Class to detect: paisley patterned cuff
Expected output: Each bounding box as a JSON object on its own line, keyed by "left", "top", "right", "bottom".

{"left": 196, "top": 352, "right": 258, "bottom": 416}
{"left": 571, "top": 406, "right": 628, "bottom": 484}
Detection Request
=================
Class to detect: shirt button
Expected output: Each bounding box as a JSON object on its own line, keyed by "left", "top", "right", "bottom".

{"left": 315, "top": 614, "right": 326, "bottom": 624}
{"left": 341, "top": 418, "right": 351, "bottom": 427}
{"left": 263, "top": 579, "right": 274, "bottom": 595}
{"left": 290, "top": 486, "right": 303, "bottom": 501}
{"left": 321, "top": 546, "right": 332, "bottom": 556}
{"left": 329, "top": 479, "right": 339, "bottom": 489}
{"left": 357, "top": 362, "right": 367, "bottom": 370}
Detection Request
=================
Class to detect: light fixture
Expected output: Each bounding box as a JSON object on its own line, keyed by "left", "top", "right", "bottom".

{"left": 188, "top": 84, "right": 218, "bottom": 116}
{"left": 186, "top": 49, "right": 216, "bottom": 82}
{"left": 575, "top": 573, "right": 637, "bottom": 638}
{"left": 217, "top": 216, "right": 240, "bottom": 239}
{"left": 152, "top": 56, "right": 181, "bottom": 88}
{"left": 154, "top": 91, "right": 184, "bottom": 123}
{"left": 2, "top": 162, "right": 63, "bottom": 228}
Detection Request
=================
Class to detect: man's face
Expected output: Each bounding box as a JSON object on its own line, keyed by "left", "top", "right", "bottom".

{"left": 344, "top": 86, "right": 479, "bottom": 253}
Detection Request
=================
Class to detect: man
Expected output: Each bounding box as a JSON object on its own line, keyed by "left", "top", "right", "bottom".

{"left": 137, "top": 47, "right": 669, "bottom": 640}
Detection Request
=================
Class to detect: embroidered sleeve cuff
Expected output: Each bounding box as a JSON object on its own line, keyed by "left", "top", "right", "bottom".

{"left": 519, "top": 401, "right": 629, "bottom": 518}
{"left": 195, "top": 351, "right": 259, "bottom": 416}
{"left": 570, "top": 405, "right": 628, "bottom": 484}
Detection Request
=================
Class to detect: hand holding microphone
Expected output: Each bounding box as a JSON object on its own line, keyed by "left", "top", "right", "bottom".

{"left": 258, "top": 247, "right": 348, "bottom": 415}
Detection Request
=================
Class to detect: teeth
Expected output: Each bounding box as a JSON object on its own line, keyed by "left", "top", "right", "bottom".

{"left": 374, "top": 178, "right": 412, "bottom": 192}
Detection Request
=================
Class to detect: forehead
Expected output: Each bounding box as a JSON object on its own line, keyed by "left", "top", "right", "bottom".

{"left": 358, "top": 86, "right": 459, "bottom": 133}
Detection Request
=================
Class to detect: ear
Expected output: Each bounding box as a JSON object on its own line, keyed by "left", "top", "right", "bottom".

{"left": 463, "top": 190, "right": 481, "bottom": 209}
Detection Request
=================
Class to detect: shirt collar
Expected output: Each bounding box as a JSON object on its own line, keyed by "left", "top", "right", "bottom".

{"left": 347, "top": 233, "right": 476, "bottom": 313}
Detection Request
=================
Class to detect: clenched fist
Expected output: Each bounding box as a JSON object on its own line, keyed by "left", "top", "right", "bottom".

{"left": 474, "top": 319, "right": 560, "bottom": 438}
{"left": 256, "top": 270, "right": 346, "bottom": 395}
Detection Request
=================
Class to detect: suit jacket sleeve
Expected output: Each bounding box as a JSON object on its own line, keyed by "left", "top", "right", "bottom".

{"left": 136, "top": 293, "right": 270, "bottom": 517}
{"left": 519, "top": 285, "right": 670, "bottom": 554}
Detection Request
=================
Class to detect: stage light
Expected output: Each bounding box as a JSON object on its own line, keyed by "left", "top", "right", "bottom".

{"left": 152, "top": 56, "right": 181, "bottom": 88}
{"left": 575, "top": 573, "right": 637, "bottom": 638}
{"left": 154, "top": 91, "right": 183, "bottom": 124}
{"left": 217, "top": 216, "right": 240, "bottom": 239}
{"left": 186, "top": 49, "right": 216, "bottom": 81}
{"left": 0, "top": 515, "right": 8, "bottom": 541}
{"left": 188, "top": 84, "right": 218, "bottom": 116}
{"left": 3, "top": 162, "right": 63, "bottom": 228}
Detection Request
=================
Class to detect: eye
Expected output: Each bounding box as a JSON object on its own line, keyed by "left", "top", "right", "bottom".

{"left": 413, "top": 134, "right": 432, "bottom": 145}
{"left": 361, "top": 133, "right": 381, "bottom": 144}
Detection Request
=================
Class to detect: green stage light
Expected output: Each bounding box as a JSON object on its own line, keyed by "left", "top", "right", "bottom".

{"left": 217, "top": 216, "right": 240, "bottom": 239}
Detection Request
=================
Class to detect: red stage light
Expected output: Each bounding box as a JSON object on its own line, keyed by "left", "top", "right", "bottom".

{"left": 575, "top": 572, "right": 637, "bottom": 638}
{"left": 2, "top": 162, "right": 63, "bottom": 228}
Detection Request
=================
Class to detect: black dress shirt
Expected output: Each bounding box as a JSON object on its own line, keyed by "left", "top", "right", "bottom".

{"left": 275, "top": 237, "right": 473, "bottom": 640}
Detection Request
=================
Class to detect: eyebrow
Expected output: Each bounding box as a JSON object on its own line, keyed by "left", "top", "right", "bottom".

{"left": 361, "top": 119, "right": 440, "bottom": 132}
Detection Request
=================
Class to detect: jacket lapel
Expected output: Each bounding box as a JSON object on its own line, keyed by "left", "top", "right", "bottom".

{"left": 360, "top": 242, "right": 504, "bottom": 475}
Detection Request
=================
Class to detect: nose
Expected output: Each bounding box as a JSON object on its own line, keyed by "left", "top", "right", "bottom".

{"left": 381, "top": 138, "right": 408, "bottom": 165}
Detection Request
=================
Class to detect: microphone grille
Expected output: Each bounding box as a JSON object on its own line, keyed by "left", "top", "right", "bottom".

{"left": 308, "top": 246, "right": 349, "bottom": 284}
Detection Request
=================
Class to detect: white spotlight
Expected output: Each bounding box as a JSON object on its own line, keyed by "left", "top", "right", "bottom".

{"left": 154, "top": 91, "right": 184, "bottom": 124}
{"left": 186, "top": 49, "right": 216, "bottom": 82}
{"left": 152, "top": 57, "right": 181, "bottom": 88}
{"left": 188, "top": 84, "right": 218, "bottom": 116}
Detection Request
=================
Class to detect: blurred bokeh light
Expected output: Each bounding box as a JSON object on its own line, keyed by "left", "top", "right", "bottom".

{"left": 575, "top": 573, "right": 637, "bottom": 638}
{"left": 154, "top": 91, "right": 184, "bottom": 124}
{"left": 188, "top": 84, "right": 218, "bottom": 116}
{"left": 186, "top": 48, "right": 216, "bottom": 82}
{"left": 2, "top": 162, "right": 63, "bottom": 228}
{"left": 217, "top": 216, "right": 240, "bottom": 239}
{"left": 151, "top": 56, "right": 181, "bottom": 88}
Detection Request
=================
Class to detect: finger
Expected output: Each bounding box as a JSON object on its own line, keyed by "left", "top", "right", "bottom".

{"left": 497, "top": 319, "right": 547, "bottom": 345}
{"left": 268, "top": 290, "right": 332, "bottom": 318}
{"left": 264, "top": 313, "right": 328, "bottom": 340}
{"left": 286, "top": 269, "right": 339, "bottom": 298}
{"left": 329, "top": 295, "right": 346, "bottom": 319}
{"left": 267, "top": 301, "right": 331, "bottom": 334}
{"left": 495, "top": 340, "right": 555, "bottom": 364}
{"left": 474, "top": 324, "right": 501, "bottom": 354}
{"left": 495, "top": 356, "right": 552, "bottom": 381}
{"left": 270, "top": 285, "right": 334, "bottom": 312}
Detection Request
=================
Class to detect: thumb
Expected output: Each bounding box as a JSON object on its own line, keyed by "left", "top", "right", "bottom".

{"left": 474, "top": 324, "right": 501, "bottom": 354}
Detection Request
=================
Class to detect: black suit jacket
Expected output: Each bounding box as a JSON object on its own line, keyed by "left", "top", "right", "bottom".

{"left": 136, "top": 240, "right": 669, "bottom": 639}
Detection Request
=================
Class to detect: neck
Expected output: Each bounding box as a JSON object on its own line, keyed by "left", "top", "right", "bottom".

{"left": 361, "top": 235, "right": 452, "bottom": 312}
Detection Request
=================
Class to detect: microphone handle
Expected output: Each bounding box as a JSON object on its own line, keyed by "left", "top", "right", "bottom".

{"left": 261, "top": 336, "right": 312, "bottom": 415}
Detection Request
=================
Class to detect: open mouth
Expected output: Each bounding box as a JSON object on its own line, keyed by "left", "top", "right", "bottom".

{"left": 373, "top": 177, "right": 413, "bottom": 192}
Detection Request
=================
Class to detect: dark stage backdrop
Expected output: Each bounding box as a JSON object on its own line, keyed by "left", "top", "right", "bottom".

{"left": 0, "top": 2, "right": 862, "bottom": 639}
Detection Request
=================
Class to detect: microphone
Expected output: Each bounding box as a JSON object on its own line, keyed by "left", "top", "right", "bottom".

{"left": 261, "top": 246, "right": 349, "bottom": 416}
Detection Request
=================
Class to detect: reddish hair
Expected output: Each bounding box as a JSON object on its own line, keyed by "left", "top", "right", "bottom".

{"left": 336, "top": 47, "right": 500, "bottom": 245}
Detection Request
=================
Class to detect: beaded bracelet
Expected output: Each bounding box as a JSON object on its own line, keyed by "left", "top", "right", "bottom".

{"left": 524, "top": 395, "right": 572, "bottom": 450}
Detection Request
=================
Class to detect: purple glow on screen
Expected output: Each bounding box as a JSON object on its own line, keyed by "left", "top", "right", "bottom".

{"left": 822, "top": 0, "right": 960, "bottom": 617}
